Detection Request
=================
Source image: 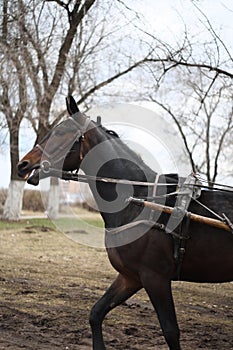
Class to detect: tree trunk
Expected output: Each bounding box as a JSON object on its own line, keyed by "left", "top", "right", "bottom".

{"left": 47, "top": 177, "right": 60, "bottom": 220}
{"left": 2, "top": 180, "right": 25, "bottom": 220}
{"left": 3, "top": 124, "right": 25, "bottom": 220}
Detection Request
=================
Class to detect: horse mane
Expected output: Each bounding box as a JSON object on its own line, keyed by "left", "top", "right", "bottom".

{"left": 97, "top": 123, "right": 156, "bottom": 179}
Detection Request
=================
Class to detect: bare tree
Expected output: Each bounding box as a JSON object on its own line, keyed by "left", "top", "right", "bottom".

{"left": 0, "top": 0, "right": 153, "bottom": 219}
{"left": 149, "top": 71, "right": 233, "bottom": 186}
{"left": 0, "top": 0, "right": 28, "bottom": 219}
{"left": 138, "top": 2, "right": 233, "bottom": 185}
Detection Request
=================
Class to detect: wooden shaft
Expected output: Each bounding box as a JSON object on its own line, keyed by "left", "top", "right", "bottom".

{"left": 129, "top": 197, "right": 231, "bottom": 233}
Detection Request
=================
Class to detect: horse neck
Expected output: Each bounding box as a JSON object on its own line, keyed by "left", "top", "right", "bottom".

{"left": 81, "top": 134, "right": 157, "bottom": 228}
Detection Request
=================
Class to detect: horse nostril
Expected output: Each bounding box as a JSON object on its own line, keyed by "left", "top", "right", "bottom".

{"left": 18, "top": 160, "right": 30, "bottom": 171}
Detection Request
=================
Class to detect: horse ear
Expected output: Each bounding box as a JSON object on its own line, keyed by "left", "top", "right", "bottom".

{"left": 66, "top": 95, "right": 79, "bottom": 116}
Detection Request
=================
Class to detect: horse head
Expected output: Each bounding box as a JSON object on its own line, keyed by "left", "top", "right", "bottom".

{"left": 17, "top": 96, "right": 98, "bottom": 186}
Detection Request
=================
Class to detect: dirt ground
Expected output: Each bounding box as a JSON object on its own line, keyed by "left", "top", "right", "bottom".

{"left": 0, "top": 220, "right": 232, "bottom": 350}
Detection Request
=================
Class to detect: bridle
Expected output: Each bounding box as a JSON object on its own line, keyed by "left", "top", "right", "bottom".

{"left": 35, "top": 112, "right": 91, "bottom": 169}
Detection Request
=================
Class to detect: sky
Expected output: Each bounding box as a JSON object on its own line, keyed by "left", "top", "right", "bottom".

{"left": 1, "top": 0, "right": 233, "bottom": 188}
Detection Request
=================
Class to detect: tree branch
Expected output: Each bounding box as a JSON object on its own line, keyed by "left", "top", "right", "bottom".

{"left": 77, "top": 57, "right": 150, "bottom": 104}
{"left": 148, "top": 97, "right": 197, "bottom": 172}
{"left": 146, "top": 58, "right": 233, "bottom": 79}
{"left": 46, "top": 0, "right": 95, "bottom": 104}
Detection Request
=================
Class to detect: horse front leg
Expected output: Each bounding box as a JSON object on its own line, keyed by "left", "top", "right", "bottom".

{"left": 141, "top": 272, "right": 181, "bottom": 350}
{"left": 89, "top": 273, "right": 141, "bottom": 350}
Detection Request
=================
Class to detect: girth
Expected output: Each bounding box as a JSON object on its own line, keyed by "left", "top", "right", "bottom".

{"left": 165, "top": 175, "right": 197, "bottom": 280}
{"left": 170, "top": 208, "right": 191, "bottom": 280}
{"left": 152, "top": 174, "right": 197, "bottom": 279}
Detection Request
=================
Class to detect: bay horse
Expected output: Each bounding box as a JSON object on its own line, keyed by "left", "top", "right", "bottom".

{"left": 17, "top": 96, "right": 233, "bottom": 350}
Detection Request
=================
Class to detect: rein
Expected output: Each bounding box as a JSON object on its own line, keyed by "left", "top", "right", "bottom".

{"left": 40, "top": 165, "right": 233, "bottom": 234}
{"left": 42, "top": 166, "right": 178, "bottom": 187}
{"left": 194, "top": 173, "right": 233, "bottom": 190}
{"left": 40, "top": 165, "right": 233, "bottom": 194}
{"left": 192, "top": 174, "right": 233, "bottom": 193}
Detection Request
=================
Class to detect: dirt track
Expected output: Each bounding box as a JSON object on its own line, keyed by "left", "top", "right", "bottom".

{"left": 0, "top": 222, "right": 232, "bottom": 349}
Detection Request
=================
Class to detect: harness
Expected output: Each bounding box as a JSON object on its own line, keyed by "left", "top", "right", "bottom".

{"left": 166, "top": 176, "right": 196, "bottom": 279}
{"left": 36, "top": 114, "right": 233, "bottom": 278}
{"left": 44, "top": 164, "right": 213, "bottom": 276}
{"left": 41, "top": 167, "right": 233, "bottom": 279}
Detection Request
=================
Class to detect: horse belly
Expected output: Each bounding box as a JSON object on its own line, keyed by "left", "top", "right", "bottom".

{"left": 107, "top": 231, "right": 175, "bottom": 279}
{"left": 180, "top": 227, "right": 233, "bottom": 283}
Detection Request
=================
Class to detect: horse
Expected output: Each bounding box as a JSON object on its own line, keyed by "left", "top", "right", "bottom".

{"left": 17, "top": 96, "right": 233, "bottom": 350}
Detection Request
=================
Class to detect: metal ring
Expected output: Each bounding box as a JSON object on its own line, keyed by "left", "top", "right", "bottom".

{"left": 41, "top": 160, "right": 51, "bottom": 174}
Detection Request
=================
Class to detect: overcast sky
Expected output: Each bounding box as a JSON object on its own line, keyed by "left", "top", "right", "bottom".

{"left": 1, "top": 0, "right": 233, "bottom": 188}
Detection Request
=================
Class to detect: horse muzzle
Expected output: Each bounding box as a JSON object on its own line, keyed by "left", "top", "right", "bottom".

{"left": 17, "top": 160, "right": 41, "bottom": 186}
